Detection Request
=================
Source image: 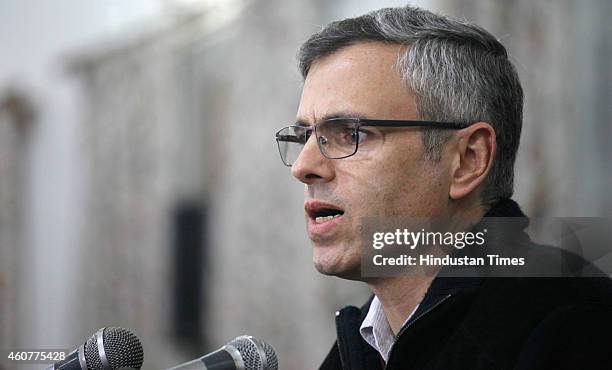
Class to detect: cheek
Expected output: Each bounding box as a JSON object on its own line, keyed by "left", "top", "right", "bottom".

{"left": 361, "top": 158, "right": 448, "bottom": 217}
{"left": 394, "top": 162, "right": 449, "bottom": 216}
{"left": 335, "top": 160, "right": 413, "bottom": 216}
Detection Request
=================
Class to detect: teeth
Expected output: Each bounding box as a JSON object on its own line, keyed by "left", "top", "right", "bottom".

{"left": 315, "top": 214, "right": 342, "bottom": 223}
{"left": 315, "top": 215, "right": 334, "bottom": 223}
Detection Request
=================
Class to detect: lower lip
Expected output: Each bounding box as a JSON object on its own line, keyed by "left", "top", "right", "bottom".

{"left": 307, "top": 214, "right": 344, "bottom": 237}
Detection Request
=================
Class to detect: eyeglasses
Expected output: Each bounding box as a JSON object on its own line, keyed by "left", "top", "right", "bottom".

{"left": 275, "top": 117, "right": 469, "bottom": 166}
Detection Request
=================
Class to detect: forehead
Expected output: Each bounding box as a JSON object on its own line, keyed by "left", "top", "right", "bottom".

{"left": 297, "top": 42, "right": 417, "bottom": 123}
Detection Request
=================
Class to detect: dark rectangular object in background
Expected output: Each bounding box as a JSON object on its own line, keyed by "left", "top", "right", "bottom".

{"left": 172, "top": 201, "right": 206, "bottom": 350}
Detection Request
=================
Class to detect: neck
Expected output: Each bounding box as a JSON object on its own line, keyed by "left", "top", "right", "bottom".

{"left": 367, "top": 276, "right": 434, "bottom": 334}
{"left": 448, "top": 194, "right": 488, "bottom": 229}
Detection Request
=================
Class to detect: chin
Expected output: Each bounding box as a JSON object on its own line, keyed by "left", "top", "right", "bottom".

{"left": 312, "top": 245, "right": 362, "bottom": 280}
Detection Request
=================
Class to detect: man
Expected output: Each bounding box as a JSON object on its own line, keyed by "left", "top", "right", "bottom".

{"left": 275, "top": 6, "right": 612, "bottom": 370}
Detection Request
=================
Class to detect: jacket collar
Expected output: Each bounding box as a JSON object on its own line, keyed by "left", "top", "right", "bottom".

{"left": 406, "top": 198, "right": 528, "bottom": 324}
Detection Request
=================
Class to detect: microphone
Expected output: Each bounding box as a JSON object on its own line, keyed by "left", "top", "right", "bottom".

{"left": 46, "top": 327, "right": 144, "bottom": 370}
{"left": 166, "top": 335, "right": 278, "bottom": 370}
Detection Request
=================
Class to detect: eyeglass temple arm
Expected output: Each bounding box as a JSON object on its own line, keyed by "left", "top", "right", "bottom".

{"left": 361, "top": 120, "right": 469, "bottom": 129}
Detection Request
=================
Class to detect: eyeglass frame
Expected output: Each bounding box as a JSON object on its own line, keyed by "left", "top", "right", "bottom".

{"left": 275, "top": 117, "right": 471, "bottom": 167}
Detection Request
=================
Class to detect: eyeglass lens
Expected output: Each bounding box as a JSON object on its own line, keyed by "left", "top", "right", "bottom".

{"left": 276, "top": 120, "right": 359, "bottom": 166}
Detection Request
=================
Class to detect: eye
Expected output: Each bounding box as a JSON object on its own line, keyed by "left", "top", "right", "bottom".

{"left": 356, "top": 129, "right": 370, "bottom": 143}
{"left": 316, "top": 119, "right": 370, "bottom": 150}
{"left": 336, "top": 127, "right": 368, "bottom": 145}
{"left": 343, "top": 130, "right": 364, "bottom": 144}
{"left": 335, "top": 126, "right": 359, "bottom": 145}
{"left": 342, "top": 129, "right": 369, "bottom": 145}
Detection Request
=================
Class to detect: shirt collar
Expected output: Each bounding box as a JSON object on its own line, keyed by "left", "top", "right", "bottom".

{"left": 359, "top": 296, "right": 420, "bottom": 362}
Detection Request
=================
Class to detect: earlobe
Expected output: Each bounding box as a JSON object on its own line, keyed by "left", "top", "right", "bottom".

{"left": 449, "top": 123, "right": 496, "bottom": 200}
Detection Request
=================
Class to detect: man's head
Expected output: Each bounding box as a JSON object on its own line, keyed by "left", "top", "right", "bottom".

{"left": 285, "top": 6, "right": 523, "bottom": 279}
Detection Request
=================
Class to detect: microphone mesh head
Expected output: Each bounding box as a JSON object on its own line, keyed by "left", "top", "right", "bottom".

{"left": 84, "top": 334, "right": 103, "bottom": 369}
{"left": 259, "top": 339, "right": 278, "bottom": 370}
{"left": 228, "top": 336, "right": 278, "bottom": 370}
{"left": 84, "top": 327, "right": 144, "bottom": 369}
{"left": 105, "top": 327, "right": 144, "bottom": 369}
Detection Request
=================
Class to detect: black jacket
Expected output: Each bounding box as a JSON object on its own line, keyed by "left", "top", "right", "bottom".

{"left": 319, "top": 199, "right": 612, "bottom": 370}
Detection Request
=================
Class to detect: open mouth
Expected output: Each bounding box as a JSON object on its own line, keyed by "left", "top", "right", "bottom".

{"left": 312, "top": 208, "right": 344, "bottom": 224}
{"left": 305, "top": 202, "right": 345, "bottom": 224}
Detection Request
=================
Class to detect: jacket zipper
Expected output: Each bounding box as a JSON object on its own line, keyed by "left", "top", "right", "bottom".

{"left": 335, "top": 309, "right": 356, "bottom": 370}
{"left": 384, "top": 293, "right": 453, "bottom": 369}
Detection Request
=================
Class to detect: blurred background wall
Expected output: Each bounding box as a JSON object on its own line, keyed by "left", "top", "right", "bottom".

{"left": 1, "top": 0, "right": 610, "bottom": 369}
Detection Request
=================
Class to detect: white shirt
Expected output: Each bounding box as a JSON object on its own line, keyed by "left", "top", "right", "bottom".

{"left": 359, "top": 296, "right": 420, "bottom": 363}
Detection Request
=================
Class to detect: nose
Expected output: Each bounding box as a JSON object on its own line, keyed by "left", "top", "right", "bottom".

{"left": 291, "top": 134, "right": 335, "bottom": 185}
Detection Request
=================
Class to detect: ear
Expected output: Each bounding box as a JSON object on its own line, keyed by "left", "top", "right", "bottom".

{"left": 449, "top": 122, "right": 496, "bottom": 200}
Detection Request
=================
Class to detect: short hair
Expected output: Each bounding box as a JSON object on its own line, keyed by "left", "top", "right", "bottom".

{"left": 297, "top": 6, "right": 523, "bottom": 205}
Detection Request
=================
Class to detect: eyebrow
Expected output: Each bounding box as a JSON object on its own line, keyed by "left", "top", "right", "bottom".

{"left": 295, "top": 111, "right": 370, "bottom": 126}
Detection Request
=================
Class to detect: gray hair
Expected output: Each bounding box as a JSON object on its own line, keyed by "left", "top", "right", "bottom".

{"left": 297, "top": 6, "right": 523, "bottom": 205}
